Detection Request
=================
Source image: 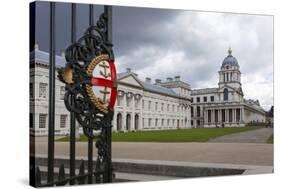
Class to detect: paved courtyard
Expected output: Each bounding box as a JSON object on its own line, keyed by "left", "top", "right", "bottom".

{"left": 33, "top": 128, "right": 273, "bottom": 166}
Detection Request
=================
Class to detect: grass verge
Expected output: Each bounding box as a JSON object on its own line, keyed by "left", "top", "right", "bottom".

{"left": 57, "top": 127, "right": 261, "bottom": 143}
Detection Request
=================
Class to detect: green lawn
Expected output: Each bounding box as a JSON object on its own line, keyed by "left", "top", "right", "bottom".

{"left": 267, "top": 134, "right": 273, "bottom": 144}
{"left": 57, "top": 127, "right": 261, "bottom": 143}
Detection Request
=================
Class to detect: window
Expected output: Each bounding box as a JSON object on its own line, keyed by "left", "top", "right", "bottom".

{"left": 196, "top": 97, "right": 200, "bottom": 102}
{"left": 172, "top": 105, "right": 175, "bottom": 112}
{"left": 191, "top": 98, "right": 193, "bottom": 103}
{"left": 117, "top": 96, "right": 121, "bottom": 106}
{"left": 162, "top": 119, "right": 164, "bottom": 126}
{"left": 227, "top": 73, "right": 229, "bottom": 81}
{"left": 39, "top": 83, "right": 47, "bottom": 98}
{"left": 215, "top": 110, "right": 218, "bottom": 122}
{"left": 135, "top": 99, "right": 139, "bottom": 109}
{"left": 222, "top": 109, "right": 226, "bottom": 122}
{"left": 60, "top": 115, "right": 67, "bottom": 128}
{"left": 39, "top": 114, "right": 47, "bottom": 128}
{"left": 167, "top": 119, "right": 170, "bottom": 126}
{"left": 155, "top": 119, "right": 158, "bottom": 126}
{"left": 177, "top": 106, "right": 179, "bottom": 112}
{"left": 155, "top": 102, "right": 158, "bottom": 111}
{"left": 203, "top": 96, "right": 207, "bottom": 102}
{"left": 142, "top": 100, "right": 144, "bottom": 109}
{"left": 30, "top": 83, "right": 34, "bottom": 99}
{"left": 30, "top": 113, "right": 34, "bottom": 128}
{"left": 229, "top": 109, "right": 233, "bottom": 122}
{"left": 161, "top": 103, "right": 164, "bottom": 111}
{"left": 236, "top": 108, "right": 240, "bottom": 122}
{"left": 173, "top": 119, "right": 175, "bottom": 126}
{"left": 197, "top": 106, "right": 200, "bottom": 117}
{"left": 191, "top": 120, "right": 193, "bottom": 126}
{"left": 167, "top": 104, "right": 170, "bottom": 111}
{"left": 191, "top": 107, "right": 194, "bottom": 117}
{"left": 210, "top": 96, "right": 214, "bottom": 102}
{"left": 223, "top": 88, "right": 228, "bottom": 101}
{"left": 148, "top": 101, "right": 151, "bottom": 110}
{"left": 60, "top": 86, "right": 65, "bottom": 100}
{"left": 148, "top": 118, "right": 151, "bottom": 126}
{"left": 208, "top": 110, "right": 211, "bottom": 123}
{"left": 126, "top": 97, "right": 130, "bottom": 107}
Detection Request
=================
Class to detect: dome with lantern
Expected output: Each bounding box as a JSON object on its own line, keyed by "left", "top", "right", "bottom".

{"left": 221, "top": 47, "right": 239, "bottom": 68}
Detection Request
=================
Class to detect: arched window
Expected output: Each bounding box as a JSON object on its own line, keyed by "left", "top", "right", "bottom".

{"left": 126, "top": 114, "right": 131, "bottom": 131}
{"left": 223, "top": 88, "right": 228, "bottom": 101}
{"left": 117, "top": 113, "right": 122, "bottom": 131}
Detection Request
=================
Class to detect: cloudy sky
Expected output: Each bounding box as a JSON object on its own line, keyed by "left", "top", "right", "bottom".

{"left": 34, "top": 2, "right": 273, "bottom": 110}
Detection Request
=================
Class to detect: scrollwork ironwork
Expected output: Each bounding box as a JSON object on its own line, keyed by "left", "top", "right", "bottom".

{"left": 58, "top": 11, "right": 115, "bottom": 182}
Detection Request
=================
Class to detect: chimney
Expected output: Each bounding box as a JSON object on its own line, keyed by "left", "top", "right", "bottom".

{"left": 174, "top": 76, "right": 180, "bottom": 81}
{"left": 34, "top": 43, "right": 39, "bottom": 50}
{"left": 126, "top": 68, "right": 131, "bottom": 73}
{"left": 155, "top": 79, "right": 161, "bottom": 85}
{"left": 145, "top": 77, "right": 151, "bottom": 83}
{"left": 166, "top": 77, "right": 173, "bottom": 82}
{"left": 61, "top": 49, "right": 65, "bottom": 57}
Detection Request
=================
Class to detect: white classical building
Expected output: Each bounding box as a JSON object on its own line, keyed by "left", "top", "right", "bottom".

{"left": 112, "top": 69, "right": 191, "bottom": 132}
{"left": 30, "top": 45, "right": 267, "bottom": 135}
{"left": 30, "top": 46, "right": 191, "bottom": 136}
{"left": 30, "top": 45, "right": 71, "bottom": 136}
{"left": 190, "top": 48, "right": 266, "bottom": 128}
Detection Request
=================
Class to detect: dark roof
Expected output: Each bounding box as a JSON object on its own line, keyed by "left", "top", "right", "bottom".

{"left": 221, "top": 54, "right": 239, "bottom": 68}
{"left": 30, "top": 49, "right": 66, "bottom": 68}
{"left": 31, "top": 49, "right": 180, "bottom": 98}
{"left": 118, "top": 72, "right": 179, "bottom": 97}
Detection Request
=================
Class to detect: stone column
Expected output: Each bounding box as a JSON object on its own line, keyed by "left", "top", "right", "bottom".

{"left": 122, "top": 111, "right": 126, "bottom": 131}
{"left": 233, "top": 108, "right": 237, "bottom": 123}
{"left": 205, "top": 109, "right": 208, "bottom": 124}
{"left": 211, "top": 110, "right": 215, "bottom": 124}
{"left": 232, "top": 108, "right": 235, "bottom": 123}
{"left": 225, "top": 109, "right": 229, "bottom": 123}
{"left": 132, "top": 94, "right": 135, "bottom": 130}
{"left": 140, "top": 97, "right": 143, "bottom": 130}
{"left": 241, "top": 107, "right": 244, "bottom": 123}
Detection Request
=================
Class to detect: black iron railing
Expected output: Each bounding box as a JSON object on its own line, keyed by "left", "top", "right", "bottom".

{"left": 30, "top": 2, "right": 115, "bottom": 187}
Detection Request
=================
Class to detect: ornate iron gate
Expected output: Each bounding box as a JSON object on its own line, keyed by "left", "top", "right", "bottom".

{"left": 30, "top": 2, "right": 116, "bottom": 187}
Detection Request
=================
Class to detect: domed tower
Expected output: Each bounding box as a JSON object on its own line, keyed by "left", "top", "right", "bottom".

{"left": 218, "top": 47, "right": 241, "bottom": 89}
{"left": 218, "top": 47, "right": 243, "bottom": 102}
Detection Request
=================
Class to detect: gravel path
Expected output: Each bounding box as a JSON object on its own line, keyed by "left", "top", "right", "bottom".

{"left": 33, "top": 136, "right": 273, "bottom": 166}
{"left": 209, "top": 128, "right": 273, "bottom": 143}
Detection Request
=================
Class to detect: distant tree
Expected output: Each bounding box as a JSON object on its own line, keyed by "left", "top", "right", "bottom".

{"left": 268, "top": 106, "right": 273, "bottom": 117}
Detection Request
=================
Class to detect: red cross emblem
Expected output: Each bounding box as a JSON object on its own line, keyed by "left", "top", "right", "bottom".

{"left": 86, "top": 54, "right": 117, "bottom": 113}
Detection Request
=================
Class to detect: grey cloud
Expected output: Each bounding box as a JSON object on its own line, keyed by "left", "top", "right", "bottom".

{"left": 34, "top": 2, "right": 273, "bottom": 109}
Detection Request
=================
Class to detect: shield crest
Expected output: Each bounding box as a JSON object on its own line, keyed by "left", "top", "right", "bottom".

{"left": 86, "top": 54, "right": 117, "bottom": 113}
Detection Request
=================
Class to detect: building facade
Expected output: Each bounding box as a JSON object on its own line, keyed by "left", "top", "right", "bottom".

{"left": 30, "top": 46, "right": 267, "bottom": 136}
{"left": 30, "top": 45, "right": 71, "bottom": 136}
{"left": 113, "top": 69, "right": 191, "bottom": 132}
{"left": 30, "top": 46, "right": 191, "bottom": 136}
{"left": 190, "top": 48, "right": 266, "bottom": 128}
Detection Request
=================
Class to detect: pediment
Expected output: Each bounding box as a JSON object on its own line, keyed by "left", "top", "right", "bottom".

{"left": 218, "top": 84, "right": 235, "bottom": 92}
{"left": 118, "top": 74, "right": 143, "bottom": 88}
